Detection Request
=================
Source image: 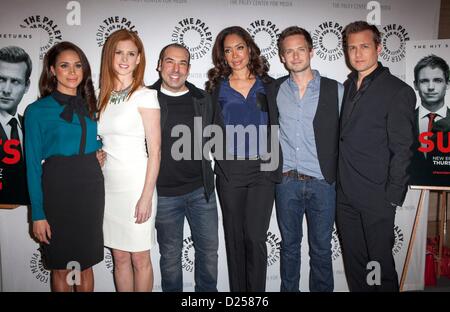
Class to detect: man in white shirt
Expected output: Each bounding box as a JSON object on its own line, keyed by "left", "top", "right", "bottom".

{"left": 415, "top": 54, "right": 449, "bottom": 138}
{"left": 411, "top": 54, "right": 450, "bottom": 186}
{"left": 0, "top": 46, "right": 31, "bottom": 154}
{"left": 0, "top": 45, "right": 32, "bottom": 204}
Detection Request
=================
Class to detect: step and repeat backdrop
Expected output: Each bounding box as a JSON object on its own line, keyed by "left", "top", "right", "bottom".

{"left": 0, "top": 0, "right": 442, "bottom": 291}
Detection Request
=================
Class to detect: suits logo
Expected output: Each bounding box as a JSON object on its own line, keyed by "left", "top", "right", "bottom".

{"left": 331, "top": 227, "right": 342, "bottom": 261}
{"left": 312, "top": 21, "right": 344, "bottom": 62}
{"left": 393, "top": 225, "right": 404, "bottom": 255}
{"left": 19, "top": 15, "right": 63, "bottom": 60}
{"left": 96, "top": 16, "right": 138, "bottom": 47}
{"left": 29, "top": 248, "right": 50, "bottom": 284}
{"left": 247, "top": 20, "right": 280, "bottom": 60}
{"left": 266, "top": 231, "right": 281, "bottom": 266}
{"left": 182, "top": 236, "right": 194, "bottom": 272}
{"left": 380, "top": 24, "right": 410, "bottom": 63}
{"left": 172, "top": 18, "right": 212, "bottom": 60}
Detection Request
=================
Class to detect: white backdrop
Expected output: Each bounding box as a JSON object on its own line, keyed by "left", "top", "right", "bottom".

{"left": 0, "top": 0, "right": 441, "bottom": 292}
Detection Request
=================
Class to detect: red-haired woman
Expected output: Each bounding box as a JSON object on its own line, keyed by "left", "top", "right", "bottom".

{"left": 98, "top": 29, "right": 161, "bottom": 292}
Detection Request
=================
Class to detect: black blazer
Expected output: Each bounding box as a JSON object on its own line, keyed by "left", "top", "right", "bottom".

{"left": 338, "top": 67, "right": 416, "bottom": 210}
{"left": 209, "top": 76, "right": 282, "bottom": 183}
{"left": 272, "top": 75, "right": 340, "bottom": 184}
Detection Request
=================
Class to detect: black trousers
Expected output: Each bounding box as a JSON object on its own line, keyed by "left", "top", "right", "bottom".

{"left": 216, "top": 160, "right": 275, "bottom": 292}
{"left": 336, "top": 186, "right": 399, "bottom": 292}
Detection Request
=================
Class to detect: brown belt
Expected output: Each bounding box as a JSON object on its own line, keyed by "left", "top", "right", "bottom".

{"left": 282, "top": 170, "right": 316, "bottom": 181}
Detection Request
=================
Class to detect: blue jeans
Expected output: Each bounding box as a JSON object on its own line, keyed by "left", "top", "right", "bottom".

{"left": 275, "top": 176, "right": 336, "bottom": 292}
{"left": 156, "top": 187, "right": 219, "bottom": 292}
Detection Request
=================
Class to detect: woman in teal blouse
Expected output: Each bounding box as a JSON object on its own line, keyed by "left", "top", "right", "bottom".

{"left": 25, "top": 42, "right": 104, "bottom": 292}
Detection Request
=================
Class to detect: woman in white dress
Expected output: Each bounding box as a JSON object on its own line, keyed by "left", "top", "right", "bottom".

{"left": 97, "top": 29, "right": 161, "bottom": 292}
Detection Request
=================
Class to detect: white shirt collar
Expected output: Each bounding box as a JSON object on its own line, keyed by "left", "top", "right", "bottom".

{"left": 0, "top": 111, "right": 21, "bottom": 131}
{"left": 418, "top": 103, "right": 449, "bottom": 120}
{"left": 160, "top": 86, "right": 189, "bottom": 97}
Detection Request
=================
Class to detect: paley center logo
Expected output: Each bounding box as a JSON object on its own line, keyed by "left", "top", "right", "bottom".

{"left": 331, "top": 227, "right": 342, "bottom": 261}
{"left": 312, "top": 21, "right": 344, "bottom": 62}
{"left": 96, "top": 16, "right": 138, "bottom": 47}
{"left": 182, "top": 235, "right": 195, "bottom": 272}
{"left": 380, "top": 24, "right": 410, "bottom": 63}
{"left": 19, "top": 15, "right": 63, "bottom": 59}
{"left": 266, "top": 231, "right": 281, "bottom": 266}
{"left": 104, "top": 248, "right": 114, "bottom": 274}
{"left": 171, "top": 17, "right": 212, "bottom": 60}
{"left": 29, "top": 248, "right": 50, "bottom": 284}
{"left": 392, "top": 224, "right": 404, "bottom": 256}
{"left": 246, "top": 19, "right": 280, "bottom": 60}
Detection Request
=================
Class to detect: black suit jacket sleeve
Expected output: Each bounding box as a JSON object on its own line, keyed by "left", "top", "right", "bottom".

{"left": 386, "top": 86, "right": 416, "bottom": 206}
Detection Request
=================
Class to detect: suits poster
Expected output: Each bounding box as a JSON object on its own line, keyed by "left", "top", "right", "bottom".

{"left": 406, "top": 40, "right": 450, "bottom": 187}
{"left": 0, "top": 32, "right": 39, "bottom": 205}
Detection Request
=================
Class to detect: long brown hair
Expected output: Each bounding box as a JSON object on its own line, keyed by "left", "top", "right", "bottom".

{"left": 98, "top": 29, "right": 146, "bottom": 116}
{"left": 39, "top": 41, "right": 97, "bottom": 119}
{"left": 205, "top": 26, "right": 270, "bottom": 93}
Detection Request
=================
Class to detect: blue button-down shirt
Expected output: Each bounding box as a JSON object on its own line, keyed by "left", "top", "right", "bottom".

{"left": 277, "top": 70, "right": 325, "bottom": 179}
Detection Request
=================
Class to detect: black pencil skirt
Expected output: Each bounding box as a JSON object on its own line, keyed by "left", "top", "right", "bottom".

{"left": 41, "top": 152, "right": 105, "bottom": 271}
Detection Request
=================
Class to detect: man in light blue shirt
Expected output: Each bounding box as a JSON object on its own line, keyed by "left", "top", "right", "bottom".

{"left": 273, "top": 26, "right": 343, "bottom": 292}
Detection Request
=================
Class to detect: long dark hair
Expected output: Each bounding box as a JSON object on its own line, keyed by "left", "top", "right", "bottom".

{"left": 39, "top": 41, "right": 97, "bottom": 119}
{"left": 205, "top": 26, "right": 270, "bottom": 93}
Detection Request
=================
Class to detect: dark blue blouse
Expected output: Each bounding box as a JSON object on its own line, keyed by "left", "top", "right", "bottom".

{"left": 218, "top": 77, "right": 268, "bottom": 157}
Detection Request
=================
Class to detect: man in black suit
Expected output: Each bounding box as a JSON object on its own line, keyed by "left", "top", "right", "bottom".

{"left": 336, "top": 21, "right": 416, "bottom": 291}
{"left": 410, "top": 54, "right": 450, "bottom": 186}
{"left": 0, "top": 46, "right": 32, "bottom": 204}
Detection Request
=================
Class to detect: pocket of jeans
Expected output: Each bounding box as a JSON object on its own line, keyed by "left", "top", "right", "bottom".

{"left": 281, "top": 175, "right": 293, "bottom": 184}
{"left": 316, "top": 179, "right": 333, "bottom": 186}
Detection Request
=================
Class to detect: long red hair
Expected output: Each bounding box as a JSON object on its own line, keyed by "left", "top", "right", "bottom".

{"left": 98, "top": 29, "right": 146, "bottom": 116}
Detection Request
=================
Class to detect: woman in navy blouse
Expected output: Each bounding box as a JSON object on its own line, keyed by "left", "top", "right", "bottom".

{"left": 206, "top": 26, "right": 281, "bottom": 292}
{"left": 25, "top": 42, "right": 104, "bottom": 292}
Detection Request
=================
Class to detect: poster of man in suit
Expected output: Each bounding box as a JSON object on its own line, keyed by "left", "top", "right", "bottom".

{"left": 406, "top": 40, "right": 450, "bottom": 187}
{"left": 0, "top": 34, "right": 39, "bottom": 205}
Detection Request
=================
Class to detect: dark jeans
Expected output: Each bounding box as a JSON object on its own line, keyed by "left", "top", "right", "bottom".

{"left": 156, "top": 187, "right": 218, "bottom": 292}
{"left": 275, "top": 175, "right": 335, "bottom": 292}
{"left": 336, "top": 186, "right": 398, "bottom": 292}
{"left": 216, "top": 159, "right": 275, "bottom": 292}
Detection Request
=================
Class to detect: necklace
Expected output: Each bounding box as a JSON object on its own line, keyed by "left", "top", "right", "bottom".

{"left": 109, "top": 84, "right": 132, "bottom": 105}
